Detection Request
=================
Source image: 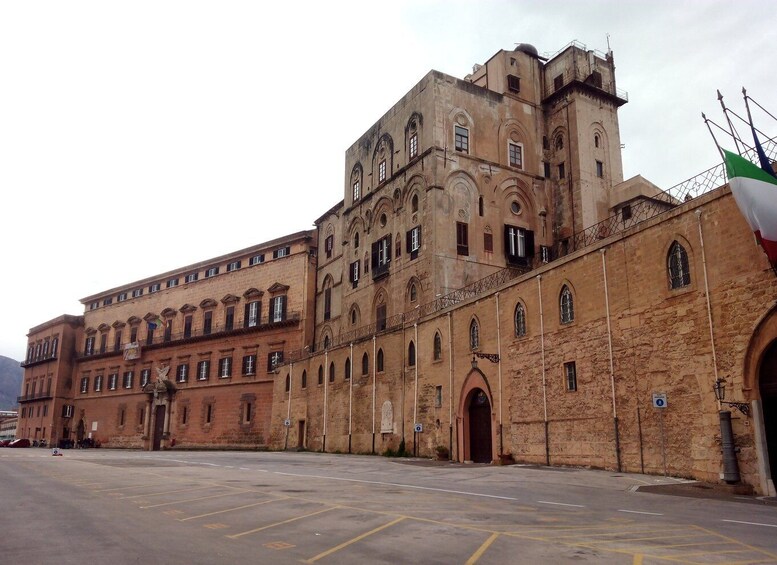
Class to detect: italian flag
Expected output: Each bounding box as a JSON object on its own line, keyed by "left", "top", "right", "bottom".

{"left": 724, "top": 149, "right": 777, "bottom": 266}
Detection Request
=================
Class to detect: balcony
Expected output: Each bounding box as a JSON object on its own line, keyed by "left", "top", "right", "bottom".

{"left": 75, "top": 312, "right": 302, "bottom": 361}
{"left": 20, "top": 353, "right": 58, "bottom": 368}
{"left": 17, "top": 391, "right": 53, "bottom": 403}
{"left": 542, "top": 67, "right": 628, "bottom": 107}
{"left": 372, "top": 262, "right": 390, "bottom": 281}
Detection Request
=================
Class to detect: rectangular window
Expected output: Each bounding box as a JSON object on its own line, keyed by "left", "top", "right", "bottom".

{"left": 163, "top": 321, "right": 172, "bottom": 342}
{"left": 596, "top": 160, "right": 604, "bottom": 178}
{"left": 540, "top": 245, "right": 552, "bottom": 264}
{"left": 325, "top": 235, "right": 334, "bottom": 259}
{"left": 140, "top": 369, "right": 150, "bottom": 387}
{"left": 244, "top": 402, "right": 252, "bottom": 424}
{"left": 89, "top": 301, "right": 99, "bottom": 310}
{"left": 406, "top": 226, "right": 422, "bottom": 259}
{"left": 245, "top": 301, "right": 260, "bottom": 328}
{"left": 456, "top": 222, "right": 469, "bottom": 256}
{"left": 350, "top": 260, "right": 360, "bottom": 288}
{"left": 504, "top": 225, "right": 535, "bottom": 265}
{"left": 103, "top": 297, "right": 113, "bottom": 306}
{"left": 454, "top": 125, "right": 469, "bottom": 153}
{"left": 197, "top": 360, "right": 210, "bottom": 381}
{"left": 84, "top": 336, "right": 95, "bottom": 356}
{"left": 409, "top": 133, "right": 418, "bottom": 159}
{"left": 203, "top": 311, "right": 212, "bottom": 335}
{"left": 94, "top": 374, "right": 103, "bottom": 392}
{"left": 167, "top": 278, "right": 179, "bottom": 288}
{"left": 242, "top": 354, "right": 256, "bottom": 376}
{"left": 205, "top": 266, "right": 219, "bottom": 278}
{"left": 352, "top": 180, "right": 360, "bottom": 201}
{"left": 378, "top": 159, "right": 387, "bottom": 182}
{"left": 219, "top": 357, "right": 232, "bottom": 378}
{"left": 225, "top": 306, "right": 234, "bottom": 331}
{"left": 249, "top": 254, "right": 264, "bottom": 266}
{"left": 273, "top": 247, "right": 290, "bottom": 259}
{"left": 185, "top": 273, "right": 198, "bottom": 283}
{"left": 508, "top": 142, "right": 523, "bottom": 169}
{"left": 543, "top": 161, "right": 550, "bottom": 179}
{"left": 507, "top": 74, "right": 520, "bottom": 93}
{"left": 123, "top": 371, "right": 133, "bottom": 389}
{"left": 119, "top": 408, "right": 125, "bottom": 426}
{"left": 324, "top": 288, "right": 331, "bottom": 321}
{"left": 435, "top": 385, "right": 443, "bottom": 408}
{"left": 227, "top": 260, "right": 241, "bottom": 272}
{"left": 268, "top": 351, "right": 283, "bottom": 372}
{"left": 564, "top": 361, "right": 577, "bottom": 391}
{"left": 109, "top": 373, "right": 118, "bottom": 390}
{"left": 554, "top": 73, "right": 564, "bottom": 91}
{"left": 80, "top": 377, "right": 89, "bottom": 394}
{"left": 377, "top": 304, "right": 387, "bottom": 332}
{"left": 621, "top": 204, "right": 632, "bottom": 221}
{"left": 146, "top": 327, "right": 154, "bottom": 346}
{"left": 182, "top": 406, "right": 188, "bottom": 425}
{"left": 131, "top": 288, "right": 143, "bottom": 298}
{"left": 271, "top": 296, "right": 286, "bottom": 323}
{"left": 130, "top": 327, "right": 138, "bottom": 343}
{"left": 206, "top": 404, "right": 213, "bottom": 424}
{"left": 99, "top": 333, "right": 107, "bottom": 354}
{"left": 149, "top": 283, "right": 161, "bottom": 293}
{"left": 558, "top": 162, "right": 566, "bottom": 180}
{"left": 484, "top": 232, "right": 493, "bottom": 253}
{"left": 177, "top": 364, "right": 188, "bottom": 383}
{"left": 371, "top": 235, "right": 392, "bottom": 278}
{"left": 184, "top": 316, "right": 192, "bottom": 339}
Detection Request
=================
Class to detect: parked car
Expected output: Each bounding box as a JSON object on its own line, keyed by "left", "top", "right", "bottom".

{"left": 8, "top": 438, "right": 31, "bottom": 448}
{"left": 0, "top": 439, "right": 13, "bottom": 447}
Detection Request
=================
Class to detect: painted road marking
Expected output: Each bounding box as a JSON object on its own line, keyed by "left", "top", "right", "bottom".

{"left": 536, "top": 501, "right": 585, "bottom": 508}
{"left": 273, "top": 471, "right": 520, "bottom": 501}
{"left": 179, "top": 498, "right": 286, "bottom": 522}
{"left": 227, "top": 506, "right": 338, "bottom": 539}
{"left": 264, "top": 541, "right": 295, "bottom": 550}
{"left": 465, "top": 532, "right": 500, "bottom": 565}
{"left": 203, "top": 523, "right": 229, "bottom": 530}
{"left": 304, "top": 516, "right": 406, "bottom": 563}
{"left": 618, "top": 510, "right": 663, "bottom": 516}
{"left": 120, "top": 485, "right": 213, "bottom": 499}
{"left": 139, "top": 490, "right": 251, "bottom": 509}
{"left": 722, "top": 519, "right": 777, "bottom": 528}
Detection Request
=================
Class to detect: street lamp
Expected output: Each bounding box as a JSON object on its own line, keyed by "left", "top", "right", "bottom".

{"left": 713, "top": 377, "right": 751, "bottom": 416}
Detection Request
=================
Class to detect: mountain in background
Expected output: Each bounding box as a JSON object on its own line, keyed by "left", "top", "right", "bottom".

{"left": 0, "top": 355, "right": 23, "bottom": 410}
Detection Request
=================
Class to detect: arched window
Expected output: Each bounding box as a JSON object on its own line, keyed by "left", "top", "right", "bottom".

{"left": 411, "top": 194, "right": 418, "bottom": 213}
{"left": 433, "top": 332, "right": 442, "bottom": 361}
{"left": 354, "top": 232, "right": 360, "bottom": 249}
{"left": 323, "top": 335, "right": 331, "bottom": 350}
{"left": 410, "top": 283, "right": 417, "bottom": 302}
{"left": 377, "top": 348, "right": 384, "bottom": 372}
{"left": 469, "top": 319, "right": 479, "bottom": 350}
{"left": 318, "top": 365, "right": 323, "bottom": 385}
{"left": 345, "top": 358, "right": 351, "bottom": 380}
{"left": 560, "top": 285, "right": 574, "bottom": 324}
{"left": 555, "top": 135, "right": 564, "bottom": 150}
{"left": 329, "top": 362, "right": 335, "bottom": 383}
{"left": 362, "top": 352, "right": 369, "bottom": 375}
{"left": 478, "top": 195, "right": 484, "bottom": 216}
{"left": 285, "top": 374, "right": 290, "bottom": 393}
{"left": 514, "top": 303, "right": 526, "bottom": 336}
{"left": 668, "top": 241, "right": 691, "bottom": 289}
{"left": 301, "top": 370, "right": 307, "bottom": 389}
{"left": 594, "top": 133, "right": 600, "bottom": 148}
{"left": 408, "top": 341, "right": 416, "bottom": 367}
{"left": 351, "top": 309, "right": 357, "bottom": 325}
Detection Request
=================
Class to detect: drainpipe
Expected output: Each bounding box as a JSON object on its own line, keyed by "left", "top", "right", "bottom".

{"left": 413, "top": 323, "right": 419, "bottom": 457}
{"left": 372, "top": 335, "right": 376, "bottom": 454}
{"left": 348, "top": 343, "right": 353, "bottom": 454}
{"left": 448, "top": 312, "right": 454, "bottom": 460}
{"left": 698, "top": 209, "right": 739, "bottom": 483}
{"left": 495, "top": 292, "right": 503, "bottom": 458}
{"left": 600, "top": 249, "right": 621, "bottom": 471}
{"left": 538, "top": 275, "right": 549, "bottom": 465}
{"left": 285, "top": 362, "right": 293, "bottom": 451}
{"left": 323, "top": 349, "right": 328, "bottom": 453}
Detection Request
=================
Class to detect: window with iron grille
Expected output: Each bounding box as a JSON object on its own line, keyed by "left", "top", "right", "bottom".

{"left": 514, "top": 303, "right": 526, "bottom": 337}
{"left": 560, "top": 285, "right": 574, "bottom": 324}
{"left": 564, "top": 361, "right": 577, "bottom": 391}
{"left": 668, "top": 241, "right": 691, "bottom": 289}
{"left": 433, "top": 332, "right": 442, "bottom": 361}
{"left": 469, "top": 320, "right": 479, "bottom": 350}
{"left": 325, "top": 235, "right": 334, "bottom": 259}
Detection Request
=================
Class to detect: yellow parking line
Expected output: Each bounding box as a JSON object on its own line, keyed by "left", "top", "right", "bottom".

{"left": 555, "top": 527, "right": 690, "bottom": 540}
{"left": 227, "top": 506, "right": 338, "bottom": 539}
{"left": 661, "top": 547, "right": 754, "bottom": 559}
{"left": 579, "top": 532, "right": 711, "bottom": 546}
{"left": 179, "top": 498, "right": 286, "bottom": 521}
{"left": 693, "top": 525, "right": 777, "bottom": 560}
{"left": 305, "top": 516, "right": 406, "bottom": 563}
{"left": 465, "top": 532, "right": 499, "bottom": 565}
{"left": 121, "top": 485, "right": 213, "bottom": 499}
{"left": 95, "top": 483, "right": 159, "bottom": 493}
{"left": 633, "top": 555, "right": 642, "bottom": 565}
{"left": 140, "top": 490, "right": 250, "bottom": 509}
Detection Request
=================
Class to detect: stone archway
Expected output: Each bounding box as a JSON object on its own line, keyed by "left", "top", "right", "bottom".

{"left": 456, "top": 370, "right": 495, "bottom": 463}
{"left": 759, "top": 341, "right": 777, "bottom": 492}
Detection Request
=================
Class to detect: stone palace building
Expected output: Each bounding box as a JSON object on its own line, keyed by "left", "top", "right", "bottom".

{"left": 17, "top": 42, "right": 777, "bottom": 496}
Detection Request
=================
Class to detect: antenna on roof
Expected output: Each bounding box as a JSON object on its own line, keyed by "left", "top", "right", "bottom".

{"left": 606, "top": 33, "right": 612, "bottom": 55}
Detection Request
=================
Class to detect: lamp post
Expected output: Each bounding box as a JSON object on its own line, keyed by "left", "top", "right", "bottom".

{"left": 712, "top": 377, "right": 746, "bottom": 484}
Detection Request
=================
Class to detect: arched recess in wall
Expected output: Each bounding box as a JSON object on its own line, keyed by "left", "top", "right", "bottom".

{"left": 372, "top": 133, "right": 394, "bottom": 186}
{"left": 369, "top": 196, "right": 395, "bottom": 233}
{"left": 318, "top": 325, "right": 333, "bottom": 351}
{"left": 456, "top": 368, "right": 495, "bottom": 463}
{"left": 348, "top": 303, "right": 360, "bottom": 326}
{"left": 404, "top": 174, "right": 427, "bottom": 217}
{"left": 350, "top": 162, "right": 363, "bottom": 203}
{"left": 346, "top": 216, "right": 365, "bottom": 254}
{"left": 405, "top": 276, "right": 421, "bottom": 309}
{"left": 372, "top": 287, "right": 389, "bottom": 329}
{"left": 498, "top": 177, "right": 536, "bottom": 226}
{"left": 449, "top": 108, "right": 474, "bottom": 153}
{"left": 405, "top": 112, "right": 423, "bottom": 161}
{"left": 499, "top": 118, "right": 532, "bottom": 172}
{"left": 444, "top": 170, "right": 478, "bottom": 223}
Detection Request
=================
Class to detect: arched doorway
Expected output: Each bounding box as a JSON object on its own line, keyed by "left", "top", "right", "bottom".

{"left": 759, "top": 341, "right": 777, "bottom": 486}
{"left": 468, "top": 389, "right": 493, "bottom": 463}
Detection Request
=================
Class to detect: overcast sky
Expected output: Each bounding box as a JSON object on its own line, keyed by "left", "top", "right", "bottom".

{"left": 1, "top": 0, "right": 774, "bottom": 361}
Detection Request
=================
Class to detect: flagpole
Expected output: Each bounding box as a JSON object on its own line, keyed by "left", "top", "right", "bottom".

{"left": 702, "top": 112, "right": 726, "bottom": 164}
{"left": 718, "top": 90, "right": 744, "bottom": 155}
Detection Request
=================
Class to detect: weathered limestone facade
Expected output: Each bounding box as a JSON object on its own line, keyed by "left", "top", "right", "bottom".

{"left": 17, "top": 42, "right": 777, "bottom": 496}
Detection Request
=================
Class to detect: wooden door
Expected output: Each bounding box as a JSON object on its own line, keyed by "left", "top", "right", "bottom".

{"left": 153, "top": 405, "right": 165, "bottom": 451}
{"left": 468, "top": 389, "right": 492, "bottom": 463}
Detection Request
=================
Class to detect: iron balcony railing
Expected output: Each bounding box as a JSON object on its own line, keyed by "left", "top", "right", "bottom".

{"left": 20, "top": 353, "right": 58, "bottom": 368}
{"left": 17, "top": 391, "right": 53, "bottom": 403}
